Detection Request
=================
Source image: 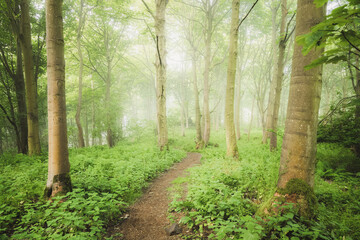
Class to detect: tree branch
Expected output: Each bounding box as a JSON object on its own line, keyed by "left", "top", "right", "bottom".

{"left": 237, "top": 0, "right": 259, "bottom": 31}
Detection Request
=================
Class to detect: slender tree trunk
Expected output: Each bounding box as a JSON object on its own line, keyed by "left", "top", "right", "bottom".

{"left": 155, "top": 0, "right": 169, "bottom": 150}
{"left": 263, "top": 5, "right": 279, "bottom": 144}
{"left": 203, "top": 22, "right": 212, "bottom": 145}
{"left": 45, "top": 0, "right": 72, "bottom": 198}
{"left": 225, "top": 0, "right": 240, "bottom": 158}
{"left": 248, "top": 98, "right": 255, "bottom": 141}
{"left": 277, "top": 0, "right": 326, "bottom": 189}
{"left": 106, "top": 59, "right": 114, "bottom": 147}
{"left": 91, "top": 80, "right": 96, "bottom": 146}
{"left": 75, "top": 0, "right": 85, "bottom": 148}
{"left": 270, "top": 0, "right": 288, "bottom": 151}
{"left": 15, "top": 38, "right": 28, "bottom": 154}
{"left": 235, "top": 69, "right": 242, "bottom": 140}
{"left": 192, "top": 57, "right": 203, "bottom": 147}
{"left": 354, "top": 57, "right": 360, "bottom": 157}
{"left": 20, "top": 0, "right": 41, "bottom": 155}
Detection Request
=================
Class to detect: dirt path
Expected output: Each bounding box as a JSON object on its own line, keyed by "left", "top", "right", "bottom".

{"left": 108, "top": 152, "right": 201, "bottom": 240}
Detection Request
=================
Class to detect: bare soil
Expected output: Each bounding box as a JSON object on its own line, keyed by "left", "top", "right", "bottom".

{"left": 108, "top": 152, "right": 202, "bottom": 240}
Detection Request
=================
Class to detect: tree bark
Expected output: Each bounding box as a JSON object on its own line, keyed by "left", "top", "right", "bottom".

{"left": 225, "top": 0, "right": 240, "bottom": 158}
{"left": 262, "top": 4, "right": 279, "bottom": 144}
{"left": 75, "top": 0, "right": 85, "bottom": 148}
{"left": 247, "top": 98, "right": 255, "bottom": 141}
{"left": 20, "top": 0, "right": 41, "bottom": 155}
{"left": 192, "top": 57, "right": 203, "bottom": 147}
{"left": 235, "top": 67, "right": 243, "bottom": 140}
{"left": 106, "top": 55, "right": 114, "bottom": 147}
{"left": 269, "top": 0, "right": 288, "bottom": 151}
{"left": 203, "top": 16, "right": 212, "bottom": 146}
{"left": 277, "top": 0, "right": 325, "bottom": 189}
{"left": 155, "top": 0, "right": 169, "bottom": 151}
{"left": 45, "top": 0, "right": 72, "bottom": 198}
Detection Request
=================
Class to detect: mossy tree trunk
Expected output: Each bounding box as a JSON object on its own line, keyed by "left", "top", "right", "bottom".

{"left": 225, "top": 0, "right": 240, "bottom": 158}
{"left": 277, "top": 0, "right": 326, "bottom": 189}
{"left": 45, "top": 0, "right": 72, "bottom": 198}
{"left": 155, "top": 0, "right": 169, "bottom": 151}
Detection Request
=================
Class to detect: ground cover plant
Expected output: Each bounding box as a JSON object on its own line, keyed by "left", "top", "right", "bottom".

{"left": 0, "top": 135, "right": 187, "bottom": 239}
{"left": 169, "top": 131, "right": 360, "bottom": 240}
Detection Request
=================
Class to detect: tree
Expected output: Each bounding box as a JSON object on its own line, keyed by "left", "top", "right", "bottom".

{"left": 19, "top": 0, "right": 41, "bottom": 155}
{"left": 225, "top": 0, "right": 240, "bottom": 158}
{"left": 142, "top": 0, "right": 169, "bottom": 150}
{"left": 75, "top": 0, "right": 86, "bottom": 148}
{"left": 45, "top": 0, "right": 72, "bottom": 198}
{"left": 277, "top": 0, "right": 326, "bottom": 204}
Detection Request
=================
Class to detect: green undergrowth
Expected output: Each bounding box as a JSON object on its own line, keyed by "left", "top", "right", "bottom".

{"left": 169, "top": 130, "right": 360, "bottom": 240}
{"left": 0, "top": 134, "right": 187, "bottom": 239}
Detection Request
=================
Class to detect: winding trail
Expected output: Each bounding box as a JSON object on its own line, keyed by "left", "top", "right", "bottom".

{"left": 108, "top": 152, "right": 202, "bottom": 240}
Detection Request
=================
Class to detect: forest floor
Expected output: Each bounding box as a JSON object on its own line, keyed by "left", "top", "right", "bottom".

{"left": 107, "top": 152, "right": 202, "bottom": 240}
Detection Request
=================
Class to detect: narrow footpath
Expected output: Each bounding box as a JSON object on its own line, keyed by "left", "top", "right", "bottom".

{"left": 109, "top": 152, "right": 202, "bottom": 240}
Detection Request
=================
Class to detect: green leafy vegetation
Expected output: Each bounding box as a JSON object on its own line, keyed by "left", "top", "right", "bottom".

{"left": 169, "top": 131, "right": 360, "bottom": 240}
{"left": 0, "top": 136, "right": 186, "bottom": 239}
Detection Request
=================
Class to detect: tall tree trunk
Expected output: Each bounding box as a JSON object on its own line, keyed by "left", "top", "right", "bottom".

{"left": 20, "top": 0, "right": 41, "bottom": 155}
{"left": 106, "top": 59, "right": 114, "bottom": 147}
{"left": 84, "top": 104, "right": 89, "bottom": 147}
{"left": 155, "top": 0, "right": 168, "bottom": 151}
{"left": 91, "top": 80, "right": 96, "bottom": 146}
{"left": 235, "top": 68, "right": 242, "bottom": 140}
{"left": 269, "top": 0, "right": 288, "bottom": 151}
{"left": 15, "top": 38, "right": 28, "bottom": 154}
{"left": 262, "top": 4, "right": 279, "bottom": 144}
{"left": 45, "top": 0, "right": 72, "bottom": 198}
{"left": 203, "top": 20, "right": 212, "bottom": 145}
{"left": 225, "top": 0, "right": 240, "bottom": 158}
{"left": 192, "top": 57, "right": 203, "bottom": 147}
{"left": 75, "top": 0, "right": 85, "bottom": 148}
{"left": 277, "top": 0, "right": 325, "bottom": 189}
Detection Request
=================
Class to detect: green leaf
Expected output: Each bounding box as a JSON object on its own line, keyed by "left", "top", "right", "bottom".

{"left": 314, "top": 0, "right": 328, "bottom": 7}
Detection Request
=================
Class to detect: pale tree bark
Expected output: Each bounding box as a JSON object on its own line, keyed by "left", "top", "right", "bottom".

{"left": 225, "top": 0, "right": 240, "bottom": 158}
{"left": 277, "top": 0, "right": 326, "bottom": 189}
{"left": 45, "top": 0, "right": 72, "bottom": 198}
{"left": 269, "top": 0, "right": 288, "bottom": 151}
{"left": 263, "top": 3, "right": 279, "bottom": 144}
{"left": 235, "top": 61, "right": 244, "bottom": 140}
{"left": 20, "top": 0, "right": 41, "bottom": 155}
{"left": 192, "top": 58, "right": 203, "bottom": 147}
{"left": 154, "top": 0, "right": 169, "bottom": 150}
{"left": 75, "top": 0, "right": 85, "bottom": 148}
{"left": 203, "top": 15, "right": 212, "bottom": 146}
{"left": 105, "top": 28, "right": 114, "bottom": 148}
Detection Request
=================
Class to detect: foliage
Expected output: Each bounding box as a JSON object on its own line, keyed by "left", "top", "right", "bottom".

{"left": 169, "top": 131, "right": 360, "bottom": 240}
{"left": 0, "top": 136, "right": 186, "bottom": 239}
{"left": 317, "top": 102, "right": 360, "bottom": 154}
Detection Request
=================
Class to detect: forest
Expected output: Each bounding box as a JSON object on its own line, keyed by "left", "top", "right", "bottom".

{"left": 0, "top": 0, "right": 359, "bottom": 239}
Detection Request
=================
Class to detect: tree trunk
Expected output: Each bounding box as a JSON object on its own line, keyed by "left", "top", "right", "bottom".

{"left": 192, "top": 57, "right": 203, "bottom": 147}
{"left": 15, "top": 38, "right": 28, "bottom": 154}
{"left": 203, "top": 21, "right": 212, "bottom": 145}
{"left": 354, "top": 57, "right": 360, "bottom": 157}
{"left": 225, "top": 0, "right": 240, "bottom": 158}
{"left": 45, "top": 0, "right": 72, "bottom": 198}
{"left": 262, "top": 4, "right": 279, "bottom": 144}
{"left": 181, "top": 104, "right": 185, "bottom": 137}
{"left": 155, "top": 0, "right": 169, "bottom": 151}
{"left": 235, "top": 69, "right": 242, "bottom": 140}
{"left": 269, "top": 0, "right": 288, "bottom": 151}
{"left": 106, "top": 59, "right": 114, "bottom": 148}
{"left": 75, "top": 0, "right": 85, "bottom": 148}
{"left": 277, "top": 0, "right": 325, "bottom": 189}
{"left": 84, "top": 104, "right": 89, "bottom": 147}
{"left": 20, "top": 0, "right": 41, "bottom": 155}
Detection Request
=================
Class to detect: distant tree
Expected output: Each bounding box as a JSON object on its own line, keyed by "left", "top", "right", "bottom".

{"left": 45, "top": 0, "right": 72, "bottom": 198}
{"left": 277, "top": 0, "right": 326, "bottom": 216}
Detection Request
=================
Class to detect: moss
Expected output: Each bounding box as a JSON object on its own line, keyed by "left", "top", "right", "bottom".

{"left": 278, "top": 178, "right": 317, "bottom": 218}
{"left": 44, "top": 173, "right": 72, "bottom": 199}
